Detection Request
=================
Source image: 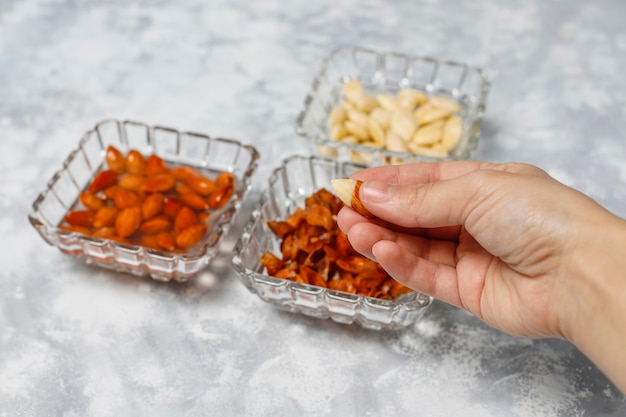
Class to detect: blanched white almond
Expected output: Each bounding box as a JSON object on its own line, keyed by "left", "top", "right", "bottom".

{"left": 343, "top": 79, "right": 366, "bottom": 103}
{"left": 441, "top": 115, "right": 463, "bottom": 150}
{"left": 341, "top": 135, "right": 359, "bottom": 144}
{"left": 390, "top": 109, "right": 417, "bottom": 142}
{"left": 344, "top": 120, "right": 370, "bottom": 141}
{"left": 430, "top": 143, "right": 451, "bottom": 156}
{"left": 429, "top": 96, "right": 462, "bottom": 113}
{"left": 341, "top": 101, "right": 356, "bottom": 112}
{"left": 331, "top": 178, "right": 355, "bottom": 208}
{"left": 318, "top": 145, "right": 338, "bottom": 158}
{"left": 377, "top": 94, "right": 398, "bottom": 112}
{"left": 386, "top": 131, "right": 408, "bottom": 153}
{"left": 414, "top": 104, "right": 452, "bottom": 126}
{"left": 347, "top": 109, "right": 369, "bottom": 126}
{"left": 397, "top": 88, "right": 428, "bottom": 110}
{"left": 362, "top": 140, "right": 381, "bottom": 148}
{"left": 328, "top": 83, "right": 465, "bottom": 162}
{"left": 330, "top": 178, "right": 374, "bottom": 218}
{"left": 413, "top": 120, "right": 445, "bottom": 145}
{"left": 367, "top": 117, "right": 386, "bottom": 147}
{"left": 329, "top": 106, "right": 347, "bottom": 125}
{"left": 386, "top": 156, "right": 407, "bottom": 165}
{"left": 385, "top": 131, "right": 409, "bottom": 165}
{"left": 369, "top": 107, "right": 391, "bottom": 129}
{"left": 330, "top": 124, "right": 348, "bottom": 141}
{"left": 350, "top": 150, "right": 374, "bottom": 165}
{"left": 408, "top": 142, "right": 449, "bottom": 158}
{"left": 355, "top": 95, "right": 379, "bottom": 113}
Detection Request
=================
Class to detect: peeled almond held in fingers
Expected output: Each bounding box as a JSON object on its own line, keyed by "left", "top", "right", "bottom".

{"left": 331, "top": 178, "right": 375, "bottom": 218}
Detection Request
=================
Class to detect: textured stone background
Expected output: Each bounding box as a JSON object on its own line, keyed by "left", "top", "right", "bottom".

{"left": 1, "top": 0, "right": 625, "bottom": 416}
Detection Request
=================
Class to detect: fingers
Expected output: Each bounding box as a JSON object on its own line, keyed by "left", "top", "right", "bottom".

{"left": 345, "top": 161, "right": 548, "bottom": 230}
{"left": 338, "top": 205, "right": 465, "bottom": 309}
{"left": 371, "top": 239, "right": 463, "bottom": 309}
{"left": 357, "top": 177, "right": 477, "bottom": 229}
{"left": 356, "top": 168, "right": 519, "bottom": 229}
{"left": 337, "top": 205, "right": 462, "bottom": 242}
{"left": 343, "top": 216, "right": 459, "bottom": 267}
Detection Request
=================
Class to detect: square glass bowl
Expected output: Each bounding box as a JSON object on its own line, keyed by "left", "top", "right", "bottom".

{"left": 231, "top": 154, "right": 432, "bottom": 330}
{"left": 29, "top": 119, "right": 260, "bottom": 282}
{"left": 295, "top": 46, "right": 490, "bottom": 165}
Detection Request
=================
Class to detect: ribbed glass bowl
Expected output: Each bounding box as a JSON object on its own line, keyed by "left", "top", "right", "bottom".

{"left": 29, "top": 119, "right": 260, "bottom": 282}
{"left": 295, "top": 46, "right": 490, "bottom": 165}
{"left": 231, "top": 154, "right": 432, "bottom": 330}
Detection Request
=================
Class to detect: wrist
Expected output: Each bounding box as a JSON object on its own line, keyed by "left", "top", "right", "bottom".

{"left": 561, "top": 213, "right": 626, "bottom": 392}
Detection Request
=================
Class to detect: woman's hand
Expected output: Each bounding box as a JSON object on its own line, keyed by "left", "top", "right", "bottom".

{"left": 336, "top": 161, "right": 626, "bottom": 391}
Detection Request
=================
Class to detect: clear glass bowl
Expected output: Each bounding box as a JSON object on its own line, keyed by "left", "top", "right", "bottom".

{"left": 295, "top": 46, "right": 490, "bottom": 165}
{"left": 231, "top": 154, "right": 432, "bottom": 330}
{"left": 29, "top": 119, "right": 260, "bottom": 282}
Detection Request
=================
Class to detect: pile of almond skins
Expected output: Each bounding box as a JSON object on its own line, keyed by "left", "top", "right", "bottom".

{"left": 260, "top": 188, "right": 412, "bottom": 300}
{"left": 327, "top": 79, "right": 463, "bottom": 162}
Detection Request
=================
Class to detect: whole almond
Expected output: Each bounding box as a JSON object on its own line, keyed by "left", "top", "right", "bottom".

{"left": 139, "top": 216, "right": 172, "bottom": 234}
{"left": 141, "top": 173, "right": 176, "bottom": 193}
{"left": 142, "top": 193, "right": 164, "bottom": 220}
{"left": 113, "top": 189, "right": 142, "bottom": 209}
{"left": 331, "top": 179, "right": 375, "bottom": 218}
{"left": 176, "top": 224, "right": 208, "bottom": 250}
{"left": 79, "top": 192, "right": 105, "bottom": 211}
{"left": 64, "top": 210, "right": 95, "bottom": 228}
{"left": 105, "top": 145, "right": 126, "bottom": 173}
{"left": 156, "top": 232, "right": 176, "bottom": 251}
{"left": 125, "top": 150, "right": 146, "bottom": 176}
{"left": 115, "top": 207, "right": 142, "bottom": 238}
{"left": 93, "top": 206, "right": 119, "bottom": 228}
{"left": 174, "top": 206, "right": 198, "bottom": 235}
{"left": 118, "top": 174, "right": 145, "bottom": 192}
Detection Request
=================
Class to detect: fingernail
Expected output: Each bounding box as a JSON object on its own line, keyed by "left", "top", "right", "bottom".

{"left": 362, "top": 180, "right": 391, "bottom": 203}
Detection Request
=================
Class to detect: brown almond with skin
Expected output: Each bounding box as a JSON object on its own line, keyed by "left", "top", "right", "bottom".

{"left": 125, "top": 150, "right": 146, "bottom": 175}
{"left": 162, "top": 197, "right": 183, "bottom": 218}
{"left": 187, "top": 176, "right": 217, "bottom": 196}
{"left": 331, "top": 179, "right": 375, "bottom": 218}
{"left": 93, "top": 206, "right": 119, "bottom": 228}
{"left": 207, "top": 184, "right": 234, "bottom": 209}
{"left": 101, "top": 185, "right": 121, "bottom": 201}
{"left": 79, "top": 192, "right": 105, "bottom": 211}
{"left": 113, "top": 189, "right": 142, "bottom": 209}
{"left": 156, "top": 232, "right": 176, "bottom": 251}
{"left": 64, "top": 210, "right": 94, "bottom": 228}
{"left": 170, "top": 166, "right": 202, "bottom": 182}
{"left": 118, "top": 174, "right": 145, "bottom": 192}
{"left": 142, "top": 193, "right": 164, "bottom": 220}
{"left": 145, "top": 154, "right": 169, "bottom": 176}
{"left": 139, "top": 216, "right": 172, "bottom": 234}
{"left": 175, "top": 224, "right": 208, "bottom": 250}
{"left": 141, "top": 173, "right": 176, "bottom": 193}
{"left": 174, "top": 206, "right": 198, "bottom": 235}
{"left": 179, "top": 190, "right": 210, "bottom": 211}
{"left": 115, "top": 207, "right": 142, "bottom": 238}
{"left": 105, "top": 145, "right": 126, "bottom": 173}
{"left": 215, "top": 171, "right": 235, "bottom": 188}
{"left": 88, "top": 170, "right": 118, "bottom": 194}
{"left": 197, "top": 211, "right": 211, "bottom": 224}
{"left": 92, "top": 227, "right": 116, "bottom": 238}
{"left": 137, "top": 234, "right": 159, "bottom": 250}
{"left": 175, "top": 183, "right": 193, "bottom": 194}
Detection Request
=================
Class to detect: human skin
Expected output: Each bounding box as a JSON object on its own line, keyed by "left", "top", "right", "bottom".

{"left": 335, "top": 161, "right": 626, "bottom": 393}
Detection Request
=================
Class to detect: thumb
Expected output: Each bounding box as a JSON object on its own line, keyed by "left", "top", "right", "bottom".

{"left": 359, "top": 174, "right": 487, "bottom": 229}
